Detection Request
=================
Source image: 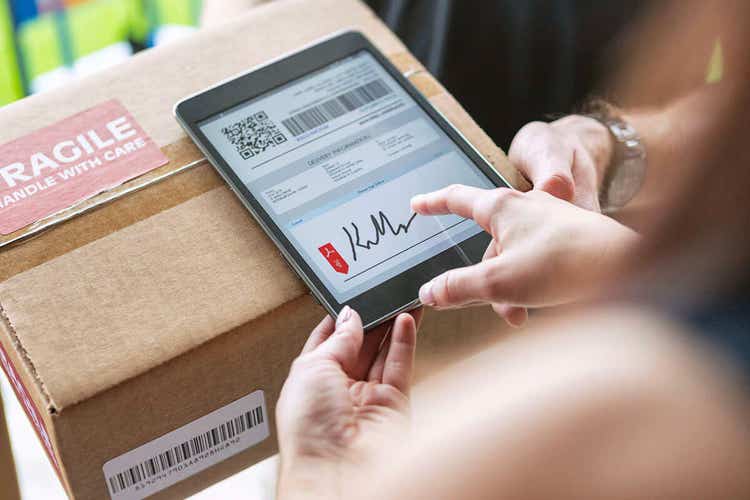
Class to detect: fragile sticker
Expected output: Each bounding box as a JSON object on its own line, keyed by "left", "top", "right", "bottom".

{"left": 0, "top": 99, "right": 168, "bottom": 234}
{"left": 102, "top": 390, "right": 269, "bottom": 500}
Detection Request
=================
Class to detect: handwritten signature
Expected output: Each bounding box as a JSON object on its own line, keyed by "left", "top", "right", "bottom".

{"left": 342, "top": 211, "right": 419, "bottom": 262}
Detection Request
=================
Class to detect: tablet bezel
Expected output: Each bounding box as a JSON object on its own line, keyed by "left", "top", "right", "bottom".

{"left": 174, "top": 30, "right": 510, "bottom": 329}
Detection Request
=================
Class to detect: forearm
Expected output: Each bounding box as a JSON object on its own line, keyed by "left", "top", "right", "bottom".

{"left": 277, "top": 456, "right": 344, "bottom": 500}
{"left": 373, "top": 311, "right": 750, "bottom": 499}
{"left": 616, "top": 82, "right": 733, "bottom": 208}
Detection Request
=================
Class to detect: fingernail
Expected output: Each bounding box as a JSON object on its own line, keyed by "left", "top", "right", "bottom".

{"left": 419, "top": 281, "right": 435, "bottom": 306}
{"left": 410, "top": 194, "right": 423, "bottom": 207}
{"left": 336, "top": 306, "right": 352, "bottom": 328}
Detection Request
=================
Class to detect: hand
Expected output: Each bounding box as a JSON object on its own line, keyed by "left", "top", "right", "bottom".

{"left": 411, "top": 186, "right": 638, "bottom": 326}
{"left": 276, "top": 306, "right": 421, "bottom": 499}
{"left": 509, "top": 115, "right": 613, "bottom": 211}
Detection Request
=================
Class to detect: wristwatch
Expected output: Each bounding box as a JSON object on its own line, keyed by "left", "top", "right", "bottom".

{"left": 586, "top": 104, "right": 648, "bottom": 212}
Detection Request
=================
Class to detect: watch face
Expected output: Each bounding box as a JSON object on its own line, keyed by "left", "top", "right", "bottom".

{"left": 608, "top": 156, "right": 647, "bottom": 208}
{"left": 602, "top": 120, "right": 647, "bottom": 210}
{"left": 610, "top": 122, "right": 637, "bottom": 141}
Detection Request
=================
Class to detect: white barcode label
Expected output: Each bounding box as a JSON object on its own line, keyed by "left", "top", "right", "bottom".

{"left": 281, "top": 78, "right": 392, "bottom": 137}
{"left": 103, "top": 390, "right": 269, "bottom": 499}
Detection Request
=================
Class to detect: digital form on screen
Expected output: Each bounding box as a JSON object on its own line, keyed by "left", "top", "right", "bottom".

{"left": 199, "top": 51, "right": 495, "bottom": 302}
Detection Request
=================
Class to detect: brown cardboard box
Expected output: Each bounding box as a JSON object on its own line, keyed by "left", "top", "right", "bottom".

{"left": 0, "top": 391, "right": 21, "bottom": 500}
{"left": 0, "top": 0, "right": 524, "bottom": 498}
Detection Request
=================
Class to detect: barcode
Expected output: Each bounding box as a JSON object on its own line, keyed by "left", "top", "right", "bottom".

{"left": 282, "top": 78, "right": 392, "bottom": 137}
{"left": 106, "top": 406, "right": 264, "bottom": 495}
{"left": 221, "top": 111, "right": 288, "bottom": 160}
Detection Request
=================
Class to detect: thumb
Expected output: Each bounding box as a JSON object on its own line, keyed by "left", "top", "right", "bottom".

{"left": 508, "top": 124, "right": 575, "bottom": 201}
{"left": 536, "top": 172, "right": 576, "bottom": 202}
{"left": 492, "top": 303, "right": 529, "bottom": 328}
{"left": 314, "top": 306, "right": 364, "bottom": 375}
{"left": 419, "top": 260, "right": 509, "bottom": 308}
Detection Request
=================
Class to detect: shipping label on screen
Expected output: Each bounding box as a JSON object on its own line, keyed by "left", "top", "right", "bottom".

{"left": 199, "top": 51, "right": 493, "bottom": 302}
{"left": 290, "top": 152, "right": 473, "bottom": 292}
{"left": 0, "top": 99, "right": 168, "bottom": 234}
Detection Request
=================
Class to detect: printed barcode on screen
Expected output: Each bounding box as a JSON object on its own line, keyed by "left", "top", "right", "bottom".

{"left": 106, "top": 406, "right": 264, "bottom": 495}
{"left": 221, "top": 111, "right": 288, "bottom": 160}
{"left": 282, "top": 78, "right": 392, "bottom": 137}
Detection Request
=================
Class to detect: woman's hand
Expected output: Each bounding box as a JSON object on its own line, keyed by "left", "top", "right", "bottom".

{"left": 411, "top": 187, "right": 639, "bottom": 326}
{"left": 276, "top": 307, "right": 421, "bottom": 500}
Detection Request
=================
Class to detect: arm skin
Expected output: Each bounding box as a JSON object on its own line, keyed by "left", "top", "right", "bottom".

{"left": 276, "top": 306, "right": 750, "bottom": 500}
{"left": 369, "top": 307, "right": 750, "bottom": 500}
{"left": 510, "top": 83, "right": 733, "bottom": 215}
{"left": 430, "top": 83, "right": 730, "bottom": 325}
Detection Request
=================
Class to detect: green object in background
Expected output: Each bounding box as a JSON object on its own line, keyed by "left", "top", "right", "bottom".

{"left": 153, "top": 0, "right": 201, "bottom": 26}
{"left": 0, "top": 0, "right": 23, "bottom": 105}
{"left": 16, "top": 13, "right": 65, "bottom": 81}
{"left": 3, "top": 0, "right": 204, "bottom": 104}
{"left": 706, "top": 38, "right": 724, "bottom": 84}
{"left": 67, "top": 0, "right": 133, "bottom": 58}
{"left": 126, "top": 0, "right": 151, "bottom": 43}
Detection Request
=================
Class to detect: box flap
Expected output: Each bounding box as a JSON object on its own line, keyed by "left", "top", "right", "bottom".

{"left": 0, "top": 0, "right": 410, "bottom": 410}
{"left": 0, "top": 0, "right": 521, "bottom": 411}
{"left": 0, "top": 188, "right": 305, "bottom": 409}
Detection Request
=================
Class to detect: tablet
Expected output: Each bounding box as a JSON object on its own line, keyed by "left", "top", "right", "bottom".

{"left": 175, "top": 31, "right": 510, "bottom": 329}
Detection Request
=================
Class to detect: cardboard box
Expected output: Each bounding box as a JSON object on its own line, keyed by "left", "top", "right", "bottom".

{"left": 0, "top": 390, "right": 21, "bottom": 500}
{"left": 0, "top": 0, "right": 525, "bottom": 498}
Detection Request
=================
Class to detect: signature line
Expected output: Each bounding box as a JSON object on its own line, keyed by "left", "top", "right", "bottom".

{"left": 343, "top": 219, "right": 469, "bottom": 282}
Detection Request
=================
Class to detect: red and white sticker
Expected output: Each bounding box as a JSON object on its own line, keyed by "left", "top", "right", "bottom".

{"left": 0, "top": 99, "right": 168, "bottom": 234}
{"left": 0, "top": 341, "right": 62, "bottom": 477}
{"left": 319, "top": 242, "right": 349, "bottom": 274}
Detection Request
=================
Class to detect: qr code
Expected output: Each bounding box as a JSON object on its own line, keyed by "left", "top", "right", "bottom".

{"left": 220, "top": 111, "right": 288, "bottom": 160}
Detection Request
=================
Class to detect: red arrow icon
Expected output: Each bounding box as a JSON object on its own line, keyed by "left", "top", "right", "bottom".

{"left": 318, "top": 243, "right": 349, "bottom": 275}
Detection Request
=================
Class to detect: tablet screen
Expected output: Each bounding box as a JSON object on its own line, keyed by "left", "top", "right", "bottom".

{"left": 199, "top": 50, "right": 495, "bottom": 302}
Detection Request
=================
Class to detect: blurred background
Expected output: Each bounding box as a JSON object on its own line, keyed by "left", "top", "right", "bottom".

{"left": 0, "top": 0, "right": 650, "bottom": 149}
{"left": 4, "top": 1, "right": 732, "bottom": 499}
{"left": 0, "top": 0, "right": 202, "bottom": 105}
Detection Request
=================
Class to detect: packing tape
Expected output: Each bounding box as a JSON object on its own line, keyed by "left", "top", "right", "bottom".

{"left": 0, "top": 51, "right": 516, "bottom": 281}
{"left": 0, "top": 51, "right": 430, "bottom": 252}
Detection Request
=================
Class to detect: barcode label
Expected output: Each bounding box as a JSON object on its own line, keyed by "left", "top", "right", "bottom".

{"left": 103, "top": 390, "right": 269, "bottom": 500}
{"left": 282, "top": 78, "right": 392, "bottom": 137}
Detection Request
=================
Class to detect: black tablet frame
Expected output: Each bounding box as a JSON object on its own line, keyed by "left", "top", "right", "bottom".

{"left": 174, "top": 31, "right": 510, "bottom": 330}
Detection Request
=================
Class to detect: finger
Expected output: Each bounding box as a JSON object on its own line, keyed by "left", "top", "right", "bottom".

{"left": 315, "top": 306, "right": 364, "bottom": 375}
{"left": 508, "top": 122, "right": 575, "bottom": 201}
{"left": 411, "top": 185, "right": 516, "bottom": 233}
{"left": 409, "top": 307, "right": 424, "bottom": 330}
{"left": 492, "top": 304, "right": 528, "bottom": 328}
{"left": 301, "top": 315, "right": 336, "bottom": 354}
{"left": 382, "top": 313, "right": 418, "bottom": 395}
{"left": 569, "top": 156, "right": 601, "bottom": 212}
{"left": 483, "top": 242, "right": 498, "bottom": 261}
{"left": 419, "top": 260, "right": 509, "bottom": 308}
{"left": 351, "top": 321, "right": 392, "bottom": 380}
{"left": 368, "top": 309, "right": 422, "bottom": 382}
{"left": 411, "top": 184, "right": 492, "bottom": 232}
{"left": 367, "top": 329, "right": 391, "bottom": 383}
{"left": 411, "top": 184, "right": 485, "bottom": 218}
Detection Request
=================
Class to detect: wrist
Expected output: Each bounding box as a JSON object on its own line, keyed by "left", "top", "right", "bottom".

{"left": 552, "top": 114, "right": 615, "bottom": 187}
{"left": 277, "top": 455, "right": 346, "bottom": 500}
{"left": 582, "top": 100, "right": 649, "bottom": 211}
{"left": 584, "top": 218, "right": 641, "bottom": 293}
